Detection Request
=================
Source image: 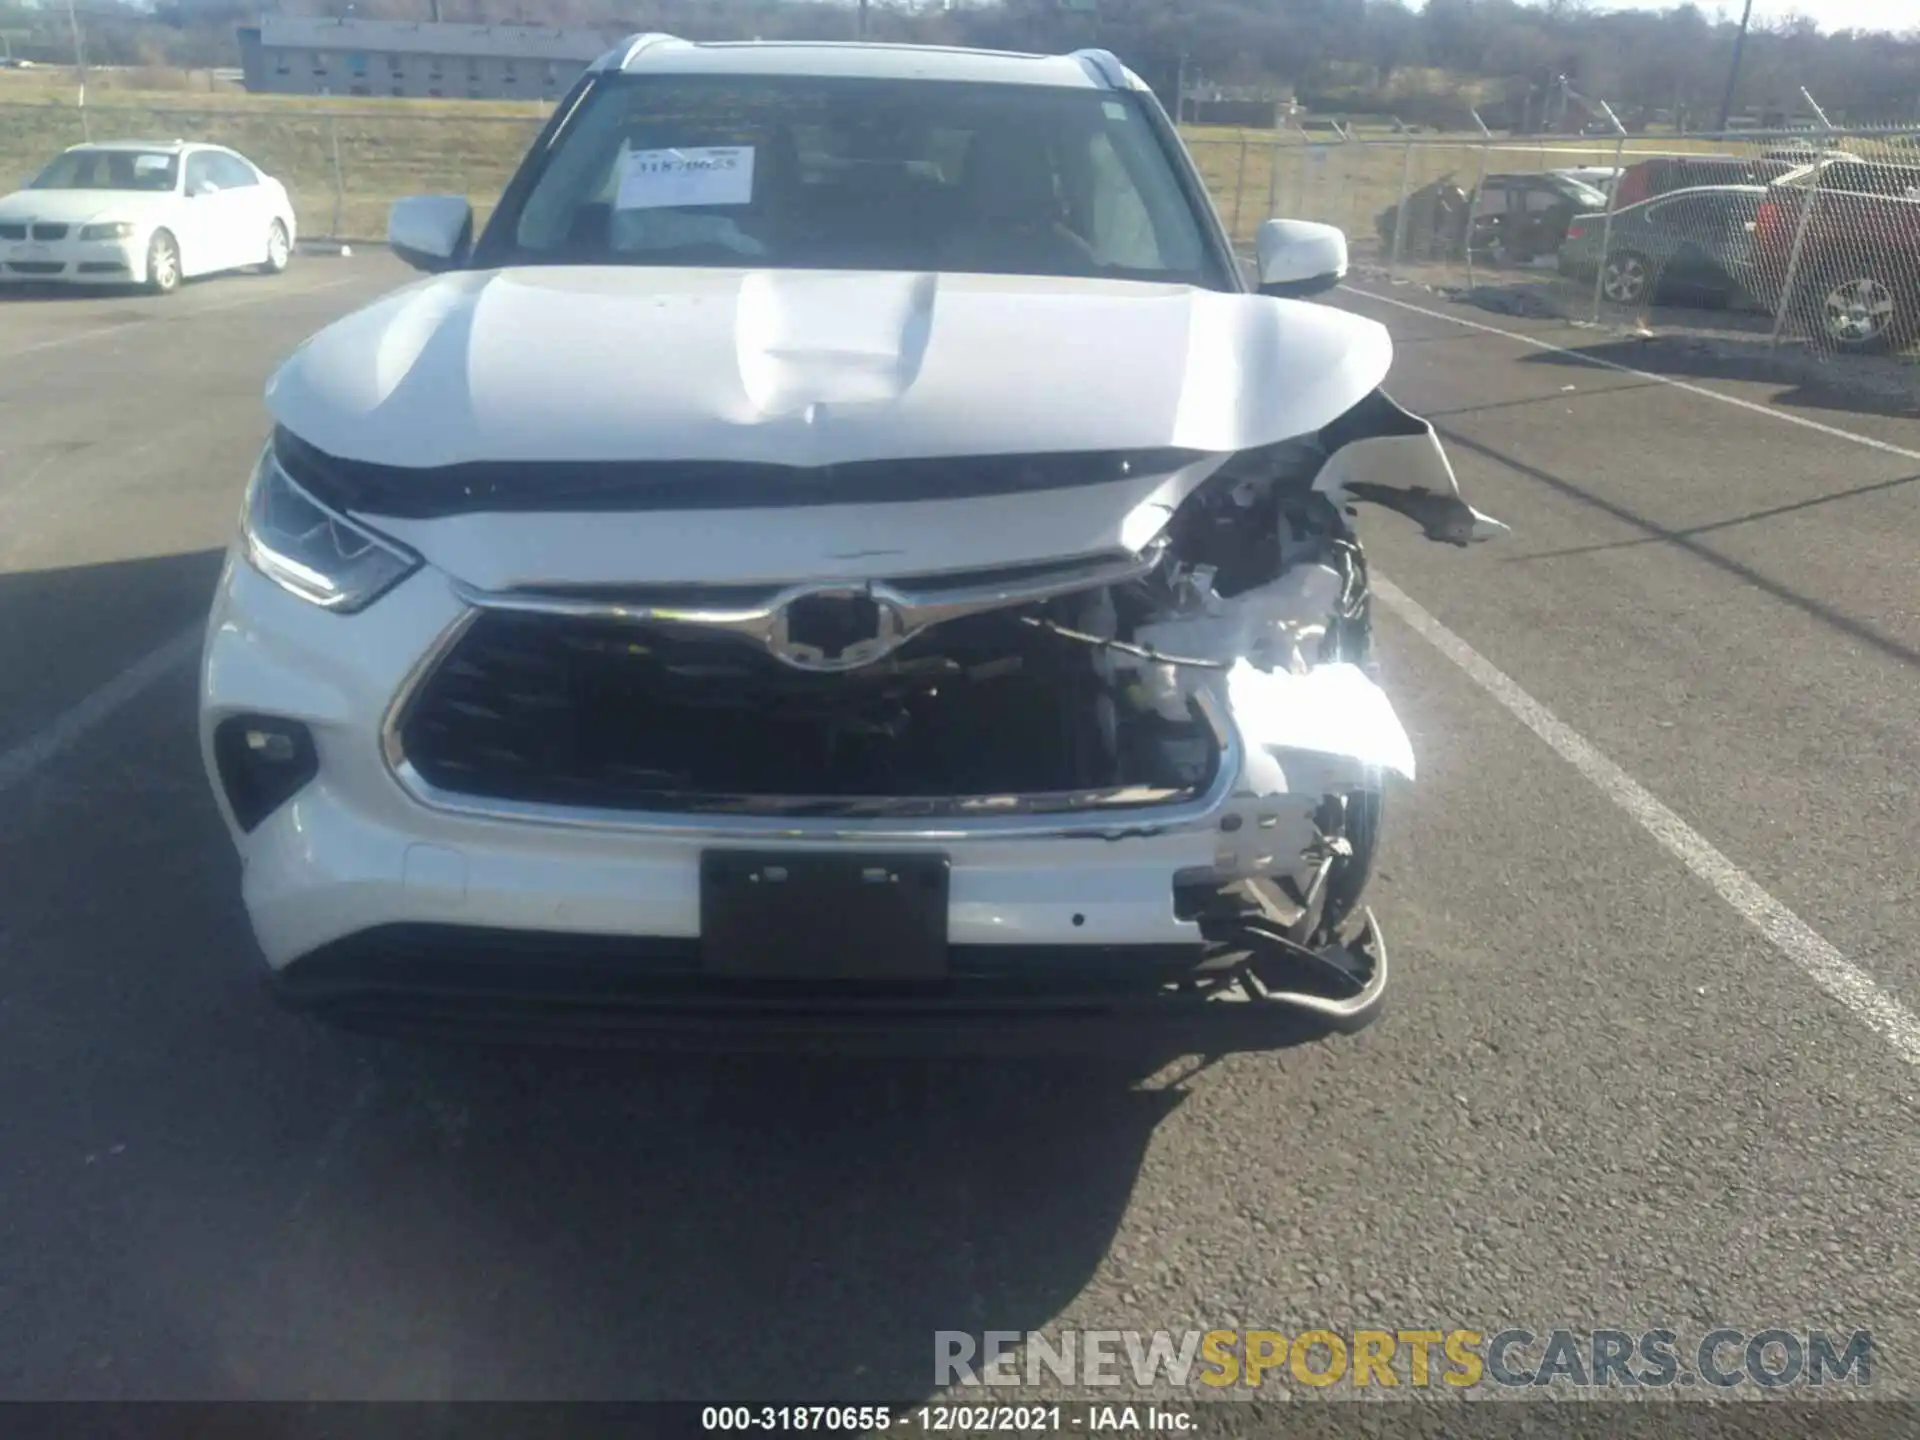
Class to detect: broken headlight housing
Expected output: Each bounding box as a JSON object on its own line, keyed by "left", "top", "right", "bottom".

{"left": 241, "top": 442, "right": 420, "bottom": 613}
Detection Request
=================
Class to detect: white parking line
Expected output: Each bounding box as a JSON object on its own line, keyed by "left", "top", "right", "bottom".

{"left": 1375, "top": 575, "right": 1920, "bottom": 1068}
{"left": 0, "top": 624, "right": 201, "bottom": 799}
{"left": 1342, "top": 283, "right": 1920, "bottom": 465}
{"left": 0, "top": 272, "right": 370, "bottom": 363}
{"left": 1, "top": 319, "right": 145, "bottom": 359}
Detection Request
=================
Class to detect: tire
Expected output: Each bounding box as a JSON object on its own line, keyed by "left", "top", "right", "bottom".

{"left": 1794, "top": 259, "right": 1917, "bottom": 356}
{"left": 1600, "top": 250, "right": 1654, "bottom": 306}
{"left": 1316, "top": 557, "right": 1383, "bottom": 942}
{"left": 260, "top": 219, "right": 291, "bottom": 275}
{"left": 1316, "top": 786, "right": 1384, "bottom": 943}
{"left": 144, "top": 229, "right": 181, "bottom": 295}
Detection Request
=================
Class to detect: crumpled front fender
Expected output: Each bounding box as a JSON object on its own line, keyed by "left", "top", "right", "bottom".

{"left": 1314, "top": 389, "right": 1508, "bottom": 545}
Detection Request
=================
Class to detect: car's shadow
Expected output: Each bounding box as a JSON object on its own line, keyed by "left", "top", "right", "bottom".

{"left": 315, "top": 1038, "right": 1218, "bottom": 1399}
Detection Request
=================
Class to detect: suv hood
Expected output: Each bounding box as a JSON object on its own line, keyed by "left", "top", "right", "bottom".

{"left": 267, "top": 266, "right": 1395, "bottom": 588}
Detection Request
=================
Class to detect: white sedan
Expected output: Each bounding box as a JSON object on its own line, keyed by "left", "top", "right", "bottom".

{"left": 0, "top": 140, "right": 296, "bottom": 294}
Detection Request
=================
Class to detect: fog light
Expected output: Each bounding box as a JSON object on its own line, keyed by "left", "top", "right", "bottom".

{"left": 213, "top": 715, "right": 318, "bottom": 831}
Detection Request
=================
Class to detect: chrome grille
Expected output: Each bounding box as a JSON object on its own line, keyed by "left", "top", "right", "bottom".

{"left": 393, "top": 610, "right": 1216, "bottom": 820}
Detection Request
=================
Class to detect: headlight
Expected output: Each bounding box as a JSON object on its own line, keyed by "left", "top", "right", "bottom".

{"left": 79, "top": 221, "right": 135, "bottom": 240}
{"left": 241, "top": 445, "right": 420, "bottom": 612}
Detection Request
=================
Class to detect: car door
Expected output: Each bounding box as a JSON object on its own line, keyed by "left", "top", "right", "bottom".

{"left": 1645, "top": 194, "right": 1736, "bottom": 292}
{"left": 1470, "top": 180, "right": 1510, "bottom": 254}
{"left": 1513, "top": 179, "right": 1566, "bottom": 258}
{"left": 176, "top": 151, "right": 230, "bottom": 275}
{"left": 1701, "top": 191, "right": 1763, "bottom": 283}
{"left": 208, "top": 152, "right": 274, "bottom": 264}
{"left": 181, "top": 151, "right": 257, "bottom": 273}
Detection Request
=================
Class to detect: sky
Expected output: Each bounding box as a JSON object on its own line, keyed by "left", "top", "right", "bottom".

{"left": 1587, "top": 0, "right": 1918, "bottom": 34}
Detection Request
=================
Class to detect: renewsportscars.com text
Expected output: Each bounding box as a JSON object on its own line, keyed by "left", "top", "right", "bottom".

{"left": 937, "top": 1328, "right": 1874, "bottom": 1391}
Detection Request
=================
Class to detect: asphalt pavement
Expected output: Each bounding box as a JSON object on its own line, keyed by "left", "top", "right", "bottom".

{"left": 0, "top": 255, "right": 1916, "bottom": 1406}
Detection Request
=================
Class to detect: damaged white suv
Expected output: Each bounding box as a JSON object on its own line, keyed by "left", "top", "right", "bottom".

{"left": 199, "top": 36, "right": 1502, "bottom": 1045}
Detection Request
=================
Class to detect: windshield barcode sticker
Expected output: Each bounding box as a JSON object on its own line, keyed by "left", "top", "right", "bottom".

{"left": 615, "top": 146, "right": 756, "bottom": 210}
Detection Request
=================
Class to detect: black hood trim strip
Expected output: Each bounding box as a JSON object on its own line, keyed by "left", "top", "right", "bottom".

{"left": 273, "top": 429, "right": 1216, "bottom": 519}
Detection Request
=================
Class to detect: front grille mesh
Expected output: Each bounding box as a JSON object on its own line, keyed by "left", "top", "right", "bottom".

{"left": 30, "top": 223, "right": 69, "bottom": 241}
{"left": 396, "top": 611, "right": 1214, "bottom": 818}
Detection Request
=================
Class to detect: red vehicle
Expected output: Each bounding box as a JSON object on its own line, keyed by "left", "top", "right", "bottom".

{"left": 1610, "top": 154, "right": 1792, "bottom": 209}
{"left": 1749, "top": 159, "right": 1920, "bottom": 354}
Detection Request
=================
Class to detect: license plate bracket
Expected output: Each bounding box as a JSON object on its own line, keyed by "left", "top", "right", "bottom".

{"left": 700, "top": 851, "right": 950, "bottom": 980}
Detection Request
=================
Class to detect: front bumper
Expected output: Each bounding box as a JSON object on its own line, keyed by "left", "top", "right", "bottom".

{"left": 202, "top": 559, "right": 1397, "bottom": 1044}
{"left": 0, "top": 235, "right": 143, "bottom": 283}
{"left": 266, "top": 914, "right": 1388, "bottom": 1052}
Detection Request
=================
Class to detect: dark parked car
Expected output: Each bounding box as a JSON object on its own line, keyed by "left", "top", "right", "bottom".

{"left": 1467, "top": 171, "right": 1611, "bottom": 263}
{"left": 1749, "top": 159, "right": 1920, "bottom": 354}
{"left": 1373, "top": 175, "right": 1473, "bottom": 259}
{"left": 1557, "top": 184, "right": 1767, "bottom": 309}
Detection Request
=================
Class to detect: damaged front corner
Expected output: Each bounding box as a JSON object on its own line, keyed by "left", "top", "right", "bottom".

{"left": 1115, "top": 559, "right": 1351, "bottom": 725}
{"left": 1225, "top": 660, "right": 1416, "bottom": 796}
{"left": 1314, "top": 392, "right": 1509, "bottom": 546}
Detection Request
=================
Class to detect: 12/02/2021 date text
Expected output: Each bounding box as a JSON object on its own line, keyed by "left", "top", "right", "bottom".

{"left": 910, "top": 1406, "right": 1194, "bottom": 1433}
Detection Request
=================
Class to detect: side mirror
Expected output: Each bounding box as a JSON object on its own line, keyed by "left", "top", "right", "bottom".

{"left": 389, "top": 194, "right": 474, "bottom": 274}
{"left": 1255, "top": 218, "right": 1348, "bottom": 299}
{"left": 190, "top": 180, "right": 218, "bottom": 198}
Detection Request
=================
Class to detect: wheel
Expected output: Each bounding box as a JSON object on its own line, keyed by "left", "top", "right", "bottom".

{"left": 260, "top": 219, "right": 291, "bottom": 275}
{"left": 1795, "top": 260, "right": 1916, "bottom": 356}
{"left": 144, "top": 230, "right": 181, "bottom": 295}
{"left": 1600, "top": 250, "right": 1653, "bottom": 306}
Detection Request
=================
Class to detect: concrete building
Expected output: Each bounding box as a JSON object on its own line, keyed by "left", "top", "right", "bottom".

{"left": 237, "top": 17, "right": 621, "bottom": 101}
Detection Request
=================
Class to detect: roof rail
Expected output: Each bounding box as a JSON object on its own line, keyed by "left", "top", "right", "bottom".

{"left": 1071, "top": 48, "right": 1130, "bottom": 91}
{"left": 592, "top": 31, "right": 684, "bottom": 73}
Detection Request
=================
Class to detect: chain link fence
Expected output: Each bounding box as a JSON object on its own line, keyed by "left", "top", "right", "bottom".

{"left": 1188, "top": 124, "right": 1920, "bottom": 373}
{"left": 0, "top": 99, "right": 545, "bottom": 246}
{"left": 6, "top": 97, "right": 1918, "bottom": 380}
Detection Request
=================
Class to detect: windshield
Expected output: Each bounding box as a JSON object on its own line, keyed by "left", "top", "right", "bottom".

{"left": 1549, "top": 176, "right": 1611, "bottom": 210}
{"left": 490, "top": 74, "right": 1220, "bottom": 285}
{"left": 31, "top": 149, "right": 180, "bottom": 192}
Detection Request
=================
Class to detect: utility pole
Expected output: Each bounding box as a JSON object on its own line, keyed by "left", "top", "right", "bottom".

{"left": 857, "top": 0, "right": 869, "bottom": 39}
{"left": 1716, "top": 0, "right": 1754, "bottom": 133}
{"left": 1175, "top": 52, "right": 1188, "bottom": 124}
{"left": 64, "top": 0, "right": 88, "bottom": 138}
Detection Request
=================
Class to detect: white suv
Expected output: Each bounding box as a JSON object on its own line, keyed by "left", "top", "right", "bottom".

{"left": 199, "top": 36, "right": 1495, "bottom": 1047}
